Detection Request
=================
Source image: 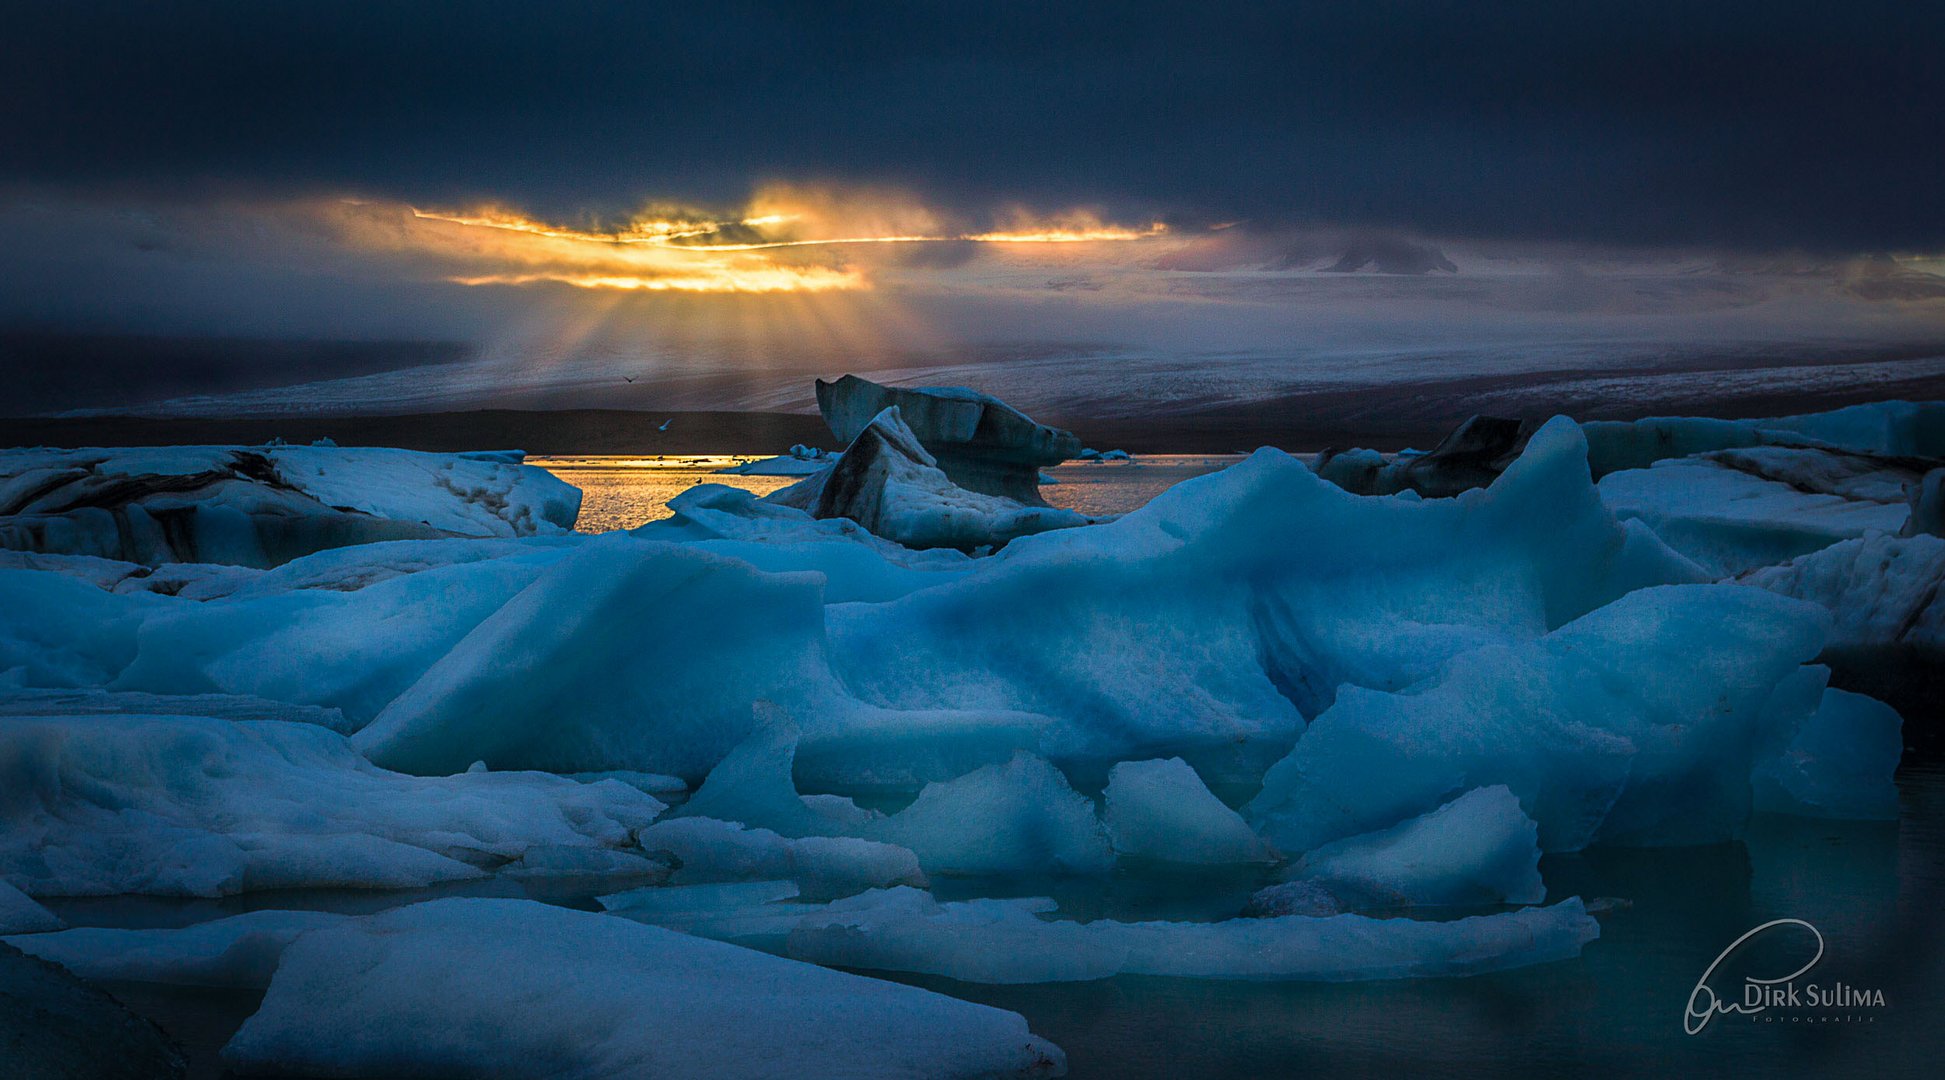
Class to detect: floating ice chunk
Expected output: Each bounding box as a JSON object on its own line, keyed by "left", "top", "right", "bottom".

{"left": 7, "top": 910, "right": 347, "bottom": 986}
{"left": 635, "top": 817, "right": 926, "bottom": 901}
{"left": 357, "top": 537, "right": 840, "bottom": 778}
{"left": 1102, "top": 758, "right": 1273, "bottom": 864}
{"left": 828, "top": 418, "right": 1700, "bottom": 772}
{"left": 0, "top": 880, "right": 62, "bottom": 934}
{"left": 670, "top": 728, "right": 1106, "bottom": 878}
{"left": 1757, "top": 400, "right": 1945, "bottom": 458}
{"left": 597, "top": 881, "right": 826, "bottom": 948}
{"left": 1248, "top": 584, "right": 1832, "bottom": 854}
{"left": 0, "top": 549, "right": 188, "bottom": 593}
{"left": 1754, "top": 685, "right": 1903, "bottom": 820}
{"left": 866, "top": 754, "right": 1113, "bottom": 876}
{"left": 678, "top": 721, "right": 833, "bottom": 838}
{"left": 816, "top": 374, "right": 1080, "bottom": 503}
{"left": 110, "top": 546, "right": 561, "bottom": 725}
{"left": 1314, "top": 416, "right": 1536, "bottom": 497}
{"left": 793, "top": 705, "right": 1052, "bottom": 795}
{"left": 1903, "top": 468, "right": 1945, "bottom": 538}
{"left": 564, "top": 770, "right": 689, "bottom": 797}
{"left": 712, "top": 446, "right": 834, "bottom": 476}
{"left": 222, "top": 898, "right": 1067, "bottom": 1080}
{"left": 0, "top": 714, "right": 667, "bottom": 897}
{"left": 0, "top": 568, "right": 170, "bottom": 688}
{"left": 768, "top": 406, "right": 1088, "bottom": 551}
{"left": 1284, "top": 786, "right": 1544, "bottom": 907}
{"left": 787, "top": 887, "right": 1599, "bottom": 983}
{"left": 1582, "top": 401, "right": 1945, "bottom": 475}
{"left": 0, "top": 445, "right": 580, "bottom": 567}
{"left": 1599, "top": 453, "right": 1915, "bottom": 575}
{"left": 642, "top": 483, "right": 973, "bottom": 602}
{"left": 1743, "top": 532, "right": 1943, "bottom": 722}
{"left": 213, "top": 536, "right": 565, "bottom": 599}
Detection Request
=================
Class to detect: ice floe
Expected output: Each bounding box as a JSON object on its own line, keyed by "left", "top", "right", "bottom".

{"left": 0, "top": 713, "right": 668, "bottom": 896}
{"left": 785, "top": 887, "right": 1599, "bottom": 983}
{"left": 0, "top": 445, "right": 579, "bottom": 567}
{"left": 223, "top": 898, "right": 1067, "bottom": 1079}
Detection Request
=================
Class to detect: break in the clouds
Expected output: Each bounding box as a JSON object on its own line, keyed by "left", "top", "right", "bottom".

{"left": 3, "top": 2, "right": 1944, "bottom": 417}
{"left": 4, "top": 1, "right": 1943, "bottom": 251}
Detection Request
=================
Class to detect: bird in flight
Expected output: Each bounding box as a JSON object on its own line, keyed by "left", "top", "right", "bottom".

{"left": 622, "top": 376, "right": 636, "bottom": 383}
{"left": 658, "top": 419, "right": 673, "bottom": 432}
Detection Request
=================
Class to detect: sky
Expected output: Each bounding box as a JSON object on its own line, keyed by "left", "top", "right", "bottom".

{"left": 2, "top": 1, "right": 1942, "bottom": 418}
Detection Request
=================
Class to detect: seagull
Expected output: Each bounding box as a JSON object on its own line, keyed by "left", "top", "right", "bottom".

{"left": 658, "top": 418, "right": 673, "bottom": 432}
{"left": 622, "top": 376, "right": 636, "bottom": 383}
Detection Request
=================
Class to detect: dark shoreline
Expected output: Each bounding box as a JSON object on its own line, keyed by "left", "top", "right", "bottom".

{"left": 10, "top": 376, "right": 1945, "bottom": 457}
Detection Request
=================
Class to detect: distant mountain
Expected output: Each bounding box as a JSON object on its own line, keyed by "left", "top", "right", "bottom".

{"left": 1311, "top": 237, "right": 1458, "bottom": 275}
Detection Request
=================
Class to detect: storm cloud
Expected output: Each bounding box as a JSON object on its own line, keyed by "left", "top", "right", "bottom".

{"left": 4, "top": 1, "right": 1942, "bottom": 251}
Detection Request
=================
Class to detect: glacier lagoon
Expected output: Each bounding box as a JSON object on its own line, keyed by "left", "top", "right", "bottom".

{"left": 2, "top": 388, "right": 1942, "bottom": 1078}
{"left": 22, "top": 771, "right": 1944, "bottom": 1078}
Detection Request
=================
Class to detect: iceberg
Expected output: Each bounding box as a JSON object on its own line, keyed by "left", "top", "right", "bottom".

{"left": 104, "top": 543, "right": 564, "bottom": 725}
{"left": 0, "top": 713, "right": 668, "bottom": 897}
{"left": 1313, "top": 416, "right": 1538, "bottom": 498}
{"left": 0, "top": 445, "right": 580, "bottom": 567}
{"left": 5, "top": 415, "right": 1702, "bottom": 791}
{"left": 713, "top": 444, "right": 836, "bottom": 476}
{"left": 1247, "top": 584, "right": 1835, "bottom": 854}
{"left": 222, "top": 898, "right": 1067, "bottom": 1079}
{"left": 676, "top": 724, "right": 1117, "bottom": 878}
{"left": 1598, "top": 448, "right": 1920, "bottom": 575}
{"left": 1102, "top": 757, "right": 1274, "bottom": 864}
{"left": 1582, "top": 400, "right": 1945, "bottom": 475}
{"left": 1904, "top": 467, "right": 1945, "bottom": 537}
{"left": 825, "top": 418, "right": 1699, "bottom": 773}
{"left": 7, "top": 909, "right": 347, "bottom": 987}
{"left": 1279, "top": 786, "right": 1545, "bottom": 908}
{"left": 1743, "top": 532, "right": 1943, "bottom": 726}
{"left": 0, "top": 879, "right": 62, "bottom": 935}
{"left": 786, "top": 887, "right": 1599, "bottom": 983}
{"left": 641, "top": 483, "right": 974, "bottom": 603}
{"left": 865, "top": 753, "right": 1115, "bottom": 876}
{"left": 634, "top": 817, "right": 927, "bottom": 900}
{"left": 0, "top": 567, "right": 172, "bottom": 689}
{"left": 597, "top": 880, "right": 828, "bottom": 948}
{"left": 766, "top": 406, "right": 1088, "bottom": 551}
{"left": 354, "top": 537, "right": 840, "bottom": 777}
{"left": 816, "top": 374, "right": 1081, "bottom": 503}
{"left": 1753, "top": 681, "right": 1903, "bottom": 820}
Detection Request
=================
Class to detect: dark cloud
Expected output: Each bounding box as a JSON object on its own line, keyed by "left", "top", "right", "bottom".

{"left": 4, "top": 1, "right": 1941, "bottom": 251}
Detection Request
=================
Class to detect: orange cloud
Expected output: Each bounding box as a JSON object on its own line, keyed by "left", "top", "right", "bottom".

{"left": 316, "top": 189, "right": 1172, "bottom": 292}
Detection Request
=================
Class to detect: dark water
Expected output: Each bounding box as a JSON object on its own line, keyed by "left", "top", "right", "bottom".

{"left": 933, "top": 763, "right": 1945, "bottom": 1079}
{"left": 45, "top": 763, "right": 1945, "bottom": 1079}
